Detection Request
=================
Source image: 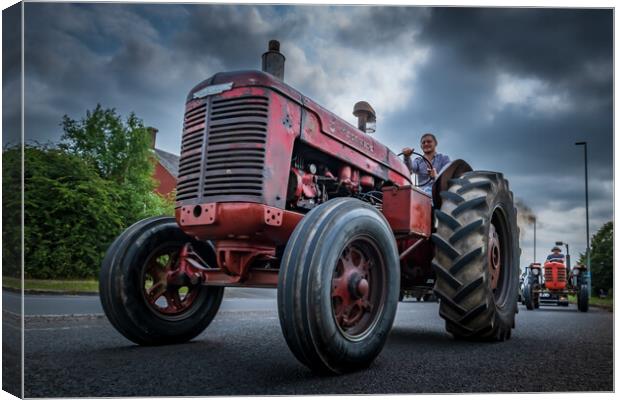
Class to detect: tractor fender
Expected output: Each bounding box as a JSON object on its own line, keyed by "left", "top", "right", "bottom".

{"left": 431, "top": 159, "right": 473, "bottom": 207}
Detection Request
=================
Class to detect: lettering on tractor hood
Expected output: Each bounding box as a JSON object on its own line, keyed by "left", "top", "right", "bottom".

{"left": 346, "top": 131, "right": 375, "bottom": 153}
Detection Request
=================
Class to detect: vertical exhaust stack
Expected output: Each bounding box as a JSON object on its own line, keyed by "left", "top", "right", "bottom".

{"left": 262, "top": 40, "right": 285, "bottom": 80}
{"left": 353, "top": 101, "right": 376, "bottom": 134}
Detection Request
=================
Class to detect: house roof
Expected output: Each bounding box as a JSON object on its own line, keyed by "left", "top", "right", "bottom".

{"left": 154, "top": 148, "right": 180, "bottom": 178}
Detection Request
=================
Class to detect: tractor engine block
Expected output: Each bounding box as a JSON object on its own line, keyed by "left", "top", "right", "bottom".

{"left": 285, "top": 149, "right": 384, "bottom": 212}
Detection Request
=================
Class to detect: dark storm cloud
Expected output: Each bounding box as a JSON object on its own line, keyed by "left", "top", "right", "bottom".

{"left": 22, "top": 3, "right": 431, "bottom": 147}
{"left": 2, "top": 3, "right": 22, "bottom": 146}
{"left": 375, "top": 7, "right": 612, "bottom": 263}
{"left": 23, "top": 3, "right": 194, "bottom": 145}
{"left": 18, "top": 4, "right": 613, "bottom": 264}
{"left": 333, "top": 6, "right": 430, "bottom": 49}
{"left": 421, "top": 8, "right": 612, "bottom": 85}
{"left": 172, "top": 5, "right": 308, "bottom": 69}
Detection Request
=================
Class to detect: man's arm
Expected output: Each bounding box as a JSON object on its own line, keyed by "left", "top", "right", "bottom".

{"left": 404, "top": 155, "right": 413, "bottom": 174}
{"left": 404, "top": 156, "right": 420, "bottom": 174}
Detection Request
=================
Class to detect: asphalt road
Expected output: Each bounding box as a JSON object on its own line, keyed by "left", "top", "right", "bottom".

{"left": 14, "top": 290, "right": 613, "bottom": 397}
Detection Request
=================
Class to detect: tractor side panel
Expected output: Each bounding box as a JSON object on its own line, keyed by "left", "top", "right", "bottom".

{"left": 262, "top": 90, "right": 302, "bottom": 208}
{"left": 299, "top": 107, "right": 410, "bottom": 187}
{"left": 301, "top": 95, "right": 410, "bottom": 182}
{"left": 299, "top": 109, "right": 390, "bottom": 181}
{"left": 381, "top": 185, "right": 432, "bottom": 237}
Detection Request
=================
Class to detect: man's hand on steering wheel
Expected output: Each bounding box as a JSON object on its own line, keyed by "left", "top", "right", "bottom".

{"left": 401, "top": 147, "right": 414, "bottom": 157}
{"left": 398, "top": 147, "right": 434, "bottom": 187}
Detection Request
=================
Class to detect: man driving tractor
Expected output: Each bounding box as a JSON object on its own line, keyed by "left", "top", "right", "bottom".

{"left": 547, "top": 246, "right": 566, "bottom": 263}
{"left": 401, "top": 133, "right": 451, "bottom": 195}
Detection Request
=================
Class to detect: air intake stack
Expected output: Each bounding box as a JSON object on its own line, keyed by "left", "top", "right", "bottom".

{"left": 262, "top": 40, "right": 285, "bottom": 80}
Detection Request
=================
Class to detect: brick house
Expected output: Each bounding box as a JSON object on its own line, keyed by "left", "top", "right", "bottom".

{"left": 149, "top": 127, "right": 180, "bottom": 197}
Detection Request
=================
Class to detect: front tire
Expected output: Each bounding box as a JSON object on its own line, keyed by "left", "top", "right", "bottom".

{"left": 524, "top": 283, "right": 535, "bottom": 310}
{"left": 432, "top": 171, "right": 520, "bottom": 341}
{"left": 578, "top": 284, "right": 589, "bottom": 312}
{"left": 99, "top": 217, "right": 224, "bottom": 345}
{"left": 278, "top": 198, "right": 400, "bottom": 374}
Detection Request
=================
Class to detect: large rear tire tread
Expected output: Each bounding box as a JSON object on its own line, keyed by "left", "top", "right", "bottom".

{"left": 432, "top": 171, "right": 520, "bottom": 342}
{"left": 278, "top": 198, "right": 400, "bottom": 374}
{"left": 99, "top": 216, "right": 224, "bottom": 346}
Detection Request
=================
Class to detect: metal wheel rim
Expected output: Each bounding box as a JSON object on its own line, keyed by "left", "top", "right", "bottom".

{"left": 489, "top": 206, "right": 512, "bottom": 305}
{"left": 330, "top": 235, "right": 387, "bottom": 341}
{"left": 140, "top": 242, "right": 201, "bottom": 321}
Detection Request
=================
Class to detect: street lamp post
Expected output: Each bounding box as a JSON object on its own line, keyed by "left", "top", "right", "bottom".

{"left": 533, "top": 217, "right": 537, "bottom": 263}
{"left": 575, "top": 141, "right": 591, "bottom": 298}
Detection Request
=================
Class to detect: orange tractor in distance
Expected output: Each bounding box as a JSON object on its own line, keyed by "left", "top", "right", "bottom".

{"left": 99, "top": 41, "right": 521, "bottom": 374}
{"left": 523, "top": 254, "right": 589, "bottom": 312}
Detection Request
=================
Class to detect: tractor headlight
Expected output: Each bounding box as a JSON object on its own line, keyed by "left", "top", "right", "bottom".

{"left": 532, "top": 269, "right": 540, "bottom": 276}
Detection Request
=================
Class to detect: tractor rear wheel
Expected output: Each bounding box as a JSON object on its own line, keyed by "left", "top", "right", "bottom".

{"left": 278, "top": 198, "right": 399, "bottom": 374}
{"left": 99, "top": 216, "right": 224, "bottom": 345}
{"left": 432, "top": 171, "right": 520, "bottom": 341}
{"left": 578, "top": 284, "right": 589, "bottom": 312}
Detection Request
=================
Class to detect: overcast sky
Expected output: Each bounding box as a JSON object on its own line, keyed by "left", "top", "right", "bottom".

{"left": 6, "top": 4, "right": 613, "bottom": 266}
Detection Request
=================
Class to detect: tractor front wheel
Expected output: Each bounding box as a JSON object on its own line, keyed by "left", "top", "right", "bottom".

{"left": 278, "top": 198, "right": 399, "bottom": 374}
{"left": 99, "top": 217, "right": 224, "bottom": 345}
{"left": 524, "top": 283, "right": 535, "bottom": 310}
{"left": 578, "top": 284, "right": 589, "bottom": 312}
{"left": 432, "top": 171, "right": 520, "bottom": 341}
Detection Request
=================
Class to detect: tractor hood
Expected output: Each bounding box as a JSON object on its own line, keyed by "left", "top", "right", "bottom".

{"left": 187, "top": 70, "right": 412, "bottom": 185}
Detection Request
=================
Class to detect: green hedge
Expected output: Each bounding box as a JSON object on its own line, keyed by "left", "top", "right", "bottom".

{"left": 3, "top": 106, "right": 175, "bottom": 279}
{"left": 3, "top": 144, "right": 173, "bottom": 279}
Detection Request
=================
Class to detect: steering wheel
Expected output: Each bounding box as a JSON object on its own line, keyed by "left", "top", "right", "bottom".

{"left": 397, "top": 150, "right": 434, "bottom": 187}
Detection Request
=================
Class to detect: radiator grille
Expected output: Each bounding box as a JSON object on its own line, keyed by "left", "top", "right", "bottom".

{"left": 544, "top": 266, "right": 566, "bottom": 282}
{"left": 176, "top": 101, "right": 207, "bottom": 201}
{"left": 202, "top": 95, "right": 268, "bottom": 199}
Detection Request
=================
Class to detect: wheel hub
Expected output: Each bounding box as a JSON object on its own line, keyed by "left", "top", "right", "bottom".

{"left": 346, "top": 273, "right": 370, "bottom": 299}
{"left": 331, "top": 244, "right": 374, "bottom": 333}
{"left": 488, "top": 223, "right": 502, "bottom": 290}
{"left": 142, "top": 246, "right": 200, "bottom": 316}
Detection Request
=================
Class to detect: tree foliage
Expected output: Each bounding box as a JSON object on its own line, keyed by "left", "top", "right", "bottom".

{"left": 579, "top": 221, "right": 613, "bottom": 293}
{"left": 60, "top": 104, "right": 173, "bottom": 229}
{"left": 4, "top": 105, "right": 174, "bottom": 279}
{"left": 60, "top": 105, "right": 153, "bottom": 187}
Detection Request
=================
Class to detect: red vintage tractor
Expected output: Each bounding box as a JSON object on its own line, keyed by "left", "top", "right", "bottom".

{"left": 99, "top": 41, "right": 521, "bottom": 374}
{"left": 523, "top": 259, "right": 589, "bottom": 312}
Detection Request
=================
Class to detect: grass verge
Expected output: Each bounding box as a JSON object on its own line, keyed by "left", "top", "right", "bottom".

{"left": 568, "top": 294, "right": 613, "bottom": 311}
{"left": 3, "top": 276, "right": 98, "bottom": 294}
